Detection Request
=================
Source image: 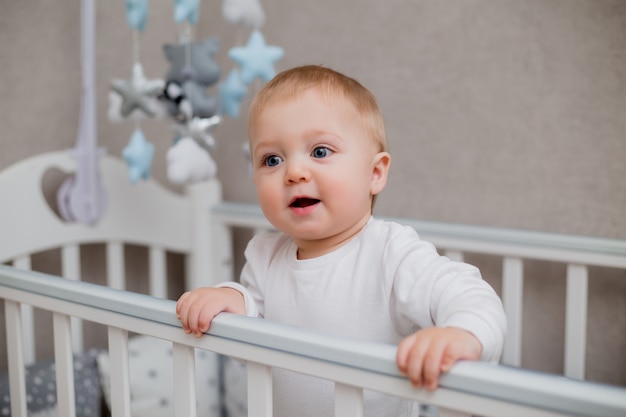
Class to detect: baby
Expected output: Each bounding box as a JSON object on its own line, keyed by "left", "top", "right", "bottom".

{"left": 177, "top": 65, "right": 507, "bottom": 417}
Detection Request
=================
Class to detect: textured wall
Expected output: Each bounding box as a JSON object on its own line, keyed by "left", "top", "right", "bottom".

{"left": 1, "top": 1, "right": 624, "bottom": 384}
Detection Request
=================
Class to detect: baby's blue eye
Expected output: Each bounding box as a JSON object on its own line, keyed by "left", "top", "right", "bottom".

{"left": 311, "top": 147, "right": 332, "bottom": 159}
{"left": 264, "top": 155, "right": 283, "bottom": 167}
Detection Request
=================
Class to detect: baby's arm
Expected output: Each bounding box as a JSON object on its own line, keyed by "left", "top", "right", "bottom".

{"left": 176, "top": 287, "right": 246, "bottom": 337}
{"left": 396, "top": 327, "right": 482, "bottom": 390}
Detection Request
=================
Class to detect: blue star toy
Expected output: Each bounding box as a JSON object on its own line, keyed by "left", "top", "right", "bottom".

{"left": 123, "top": 129, "right": 155, "bottom": 184}
{"left": 228, "top": 30, "right": 284, "bottom": 84}
{"left": 174, "top": 0, "right": 200, "bottom": 24}
{"left": 125, "top": 0, "right": 149, "bottom": 31}
{"left": 218, "top": 69, "right": 249, "bottom": 118}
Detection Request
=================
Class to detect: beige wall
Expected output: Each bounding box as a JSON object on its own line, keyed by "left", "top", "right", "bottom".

{"left": 1, "top": 1, "right": 625, "bottom": 384}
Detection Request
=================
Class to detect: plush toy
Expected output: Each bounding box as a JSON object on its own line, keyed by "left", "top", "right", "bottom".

{"left": 125, "top": 0, "right": 149, "bottom": 31}
{"left": 172, "top": 115, "right": 221, "bottom": 149}
{"left": 228, "top": 30, "right": 284, "bottom": 84}
{"left": 167, "top": 137, "right": 218, "bottom": 184}
{"left": 218, "top": 69, "right": 248, "bottom": 118}
{"left": 109, "top": 0, "right": 286, "bottom": 186}
{"left": 173, "top": 0, "right": 200, "bottom": 24}
{"left": 222, "top": 0, "right": 265, "bottom": 28}
{"left": 161, "top": 37, "right": 221, "bottom": 121}
{"left": 122, "top": 129, "right": 155, "bottom": 184}
{"left": 110, "top": 63, "right": 164, "bottom": 118}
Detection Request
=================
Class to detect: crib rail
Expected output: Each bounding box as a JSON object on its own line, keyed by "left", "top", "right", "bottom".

{"left": 212, "top": 202, "right": 626, "bottom": 267}
{"left": 2, "top": 265, "right": 626, "bottom": 417}
{"left": 211, "top": 202, "right": 626, "bottom": 380}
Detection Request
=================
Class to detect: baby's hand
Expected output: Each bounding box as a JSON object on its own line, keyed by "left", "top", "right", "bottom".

{"left": 396, "top": 327, "right": 482, "bottom": 390}
{"left": 176, "top": 287, "right": 245, "bottom": 337}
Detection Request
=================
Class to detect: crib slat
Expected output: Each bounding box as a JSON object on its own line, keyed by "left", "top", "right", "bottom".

{"left": 108, "top": 327, "right": 131, "bottom": 417}
{"left": 565, "top": 264, "right": 588, "bottom": 380}
{"left": 5, "top": 299, "right": 28, "bottom": 417}
{"left": 247, "top": 362, "right": 273, "bottom": 417}
{"left": 107, "top": 241, "right": 125, "bottom": 290}
{"left": 501, "top": 257, "right": 523, "bottom": 366}
{"left": 13, "top": 255, "right": 36, "bottom": 365}
{"left": 53, "top": 312, "right": 76, "bottom": 417}
{"left": 444, "top": 250, "right": 464, "bottom": 262}
{"left": 173, "top": 343, "right": 197, "bottom": 417}
{"left": 62, "top": 244, "right": 84, "bottom": 353}
{"left": 149, "top": 246, "right": 167, "bottom": 298}
{"left": 335, "top": 383, "right": 363, "bottom": 417}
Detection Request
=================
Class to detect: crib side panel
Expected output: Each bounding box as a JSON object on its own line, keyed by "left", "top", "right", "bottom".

{"left": 2, "top": 267, "right": 625, "bottom": 417}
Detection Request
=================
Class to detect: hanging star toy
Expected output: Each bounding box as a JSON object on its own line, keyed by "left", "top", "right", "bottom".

{"left": 123, "top": 129, "right": 155, "bottom": 183}
{"left": 228, "top": 30, "right": 284, "bottom": 84}
{"left": 172, "top": 115, "right": 221, "bottom": 149}
{"left": 110, "top": 63, "right": 164, "bottom": 118}
{"left": 218, "top": 69, "right": 248, "bottom": 118}
{"left": 174, "top": 0, "right": 200, "bottom": 24}
{"left": 125, "top": 0, "right": 149, "bottom": 31}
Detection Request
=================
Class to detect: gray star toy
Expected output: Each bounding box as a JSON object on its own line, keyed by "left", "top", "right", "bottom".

{"left": 110, "top": 63, "right": 164, "bottom": 117}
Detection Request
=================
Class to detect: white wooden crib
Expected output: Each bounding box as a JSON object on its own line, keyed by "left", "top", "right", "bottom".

{"left": 1, "top": 151, "right": 626, "bottom": 417}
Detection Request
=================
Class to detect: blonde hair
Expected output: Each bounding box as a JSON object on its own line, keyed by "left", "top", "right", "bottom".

{"left": 248, "top": 65, "right": 387, "bottom": 153}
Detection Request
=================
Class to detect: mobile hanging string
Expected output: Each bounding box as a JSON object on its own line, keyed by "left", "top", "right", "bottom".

{"left": 57, "top": 0, "right": 107, "bottom": 225}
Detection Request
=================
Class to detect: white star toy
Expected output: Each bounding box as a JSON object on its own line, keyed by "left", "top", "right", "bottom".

{"left": 110, "top": 63, "right": 164, "bottom": 118}
{"left": 173, "top": 115, "right": 222, "bottom": 149}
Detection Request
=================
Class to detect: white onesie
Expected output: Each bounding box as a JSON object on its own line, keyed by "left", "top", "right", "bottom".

{"left": 222, "top": 218, "right": 507, "bottom": 417}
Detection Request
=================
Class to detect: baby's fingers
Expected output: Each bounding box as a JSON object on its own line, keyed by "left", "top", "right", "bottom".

{"left": 396, "top": 332, "right": 417, "bottom": 373}
{"left": 176, "top": 291, "right": 193, "bottom": 333}
{"left": 397, "top": 333, "right": 430, "bottom": 388}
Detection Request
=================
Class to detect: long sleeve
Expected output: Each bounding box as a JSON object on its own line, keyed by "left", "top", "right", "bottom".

{"left": 384, "top": 223, "right": 507, "bottom": 362}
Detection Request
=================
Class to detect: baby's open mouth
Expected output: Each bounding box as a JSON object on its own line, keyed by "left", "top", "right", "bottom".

{"left": 289, "top": 198, "right": 320, "bottom": 208}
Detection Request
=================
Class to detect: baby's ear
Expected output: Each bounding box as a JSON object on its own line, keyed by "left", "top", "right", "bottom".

{"left": 370, "top": 152, "right": 391, "bottom": 196}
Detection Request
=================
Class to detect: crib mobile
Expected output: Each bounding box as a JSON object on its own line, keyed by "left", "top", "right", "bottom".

{"left": 59, "top": 0, "right": 284, "bottom": 225}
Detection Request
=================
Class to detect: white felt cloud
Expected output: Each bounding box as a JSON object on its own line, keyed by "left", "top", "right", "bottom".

{"left": 167, "top": 137, "right": 217, "bottom": 184}
{"left": 222, "top": 0, "right": 265, "bottom": 28}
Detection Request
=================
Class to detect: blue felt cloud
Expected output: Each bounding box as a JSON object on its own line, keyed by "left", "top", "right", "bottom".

{"left": 228, "top": 30, "right": 284, "bottom": 84}
{"left": 174, "top": 0, "right": 200, "bottom": 24}
{"left": 218, "top": 69, "right": 248, "bottom": 118}
{"left": 125, "top": 0, "right": 149, "bottom": 31}
{"left": 123, "top": 129, "right": 155, "bottom": 184}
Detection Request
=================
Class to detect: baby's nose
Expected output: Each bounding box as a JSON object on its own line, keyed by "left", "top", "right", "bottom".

{"left": 285, "top": 159, "right": 310, "bottom": 183}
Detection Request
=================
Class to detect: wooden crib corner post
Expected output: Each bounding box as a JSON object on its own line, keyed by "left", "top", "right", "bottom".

{"left": 186, "top": 178, "right": 234, "bottom": 290}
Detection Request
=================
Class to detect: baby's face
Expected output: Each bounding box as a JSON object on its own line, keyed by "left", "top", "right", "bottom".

{"left": 249, "top": 89, "right": 387, "bottom": 258}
